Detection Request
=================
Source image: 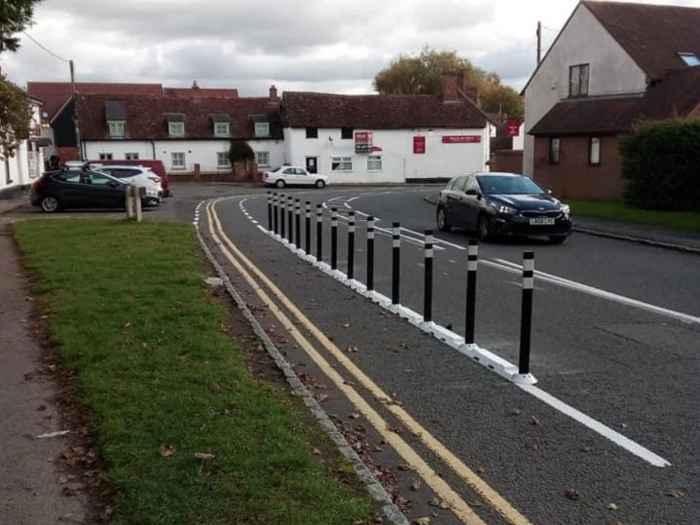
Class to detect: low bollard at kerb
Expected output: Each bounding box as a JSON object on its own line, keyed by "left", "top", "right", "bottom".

{"left": 424, "top": 229, "right": 434, "bottom": 323}
{"left": 316, "top": 204, "right": 323, "bottom": 261}
{"left": 287, "top": 196, "right": 294, "bottom": 244}
{"left": 295, "top": 198, "right": 301, "bottom": 249}
{"left": 305, "top": 201, "right": 311, "bottom": 254}
{"left": 464, "top": 239, "right": 478, "bottom": 345}
{"left": 366, "top": 216, "right": 375, "bottom": 291}
{"left": 273, "top": 193, "right": 279, "bottom": 235}
{"left": 392, "top": 222, "right": 400, "bottom": 305}
{"left": 347, "top": 211, "right": 355, "bottom": 280}
{"left": 331, "top": 207, "right": 338, "bottom": 270}
{"left": 519, "top": 251, "right": 535, "bottom": 375}
{"left": 267, "top": 191, "right": 272, "bottom": 231}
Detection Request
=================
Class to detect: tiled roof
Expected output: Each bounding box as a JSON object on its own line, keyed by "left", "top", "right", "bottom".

{"left": 163, "top": 87, "right": 239, "bottom": 97}
{"left": 27, "top": 82, "right": 164, "bottom": 120}
{"left": 282, "top": 91, "right": 488, "bottom": 129}
{"left": 530, "top": 67, "right": 700, "bottom": 135}
{"left": 75, "top": 94, "right": 283, "bottom": 141}
{"left": 583, "top": 1, "right": 700, "bottom": 80}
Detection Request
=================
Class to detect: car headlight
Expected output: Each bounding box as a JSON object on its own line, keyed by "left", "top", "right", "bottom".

{"left": 561, "top": 205, "right": 571, "bottom": 218}
{"left": 496, "top": 204, "right": 517, "bottom": 215}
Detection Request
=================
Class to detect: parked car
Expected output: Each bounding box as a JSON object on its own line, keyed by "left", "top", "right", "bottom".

{"left": 92, "top": 159, "right": 171, "bottom": 197}
{"left": 262, "top": 166, "right": 328, "bottom": 188}
{"left": 30, "top": 170, "right": 138, "bottom": 213}
{"left": 436, "top": 172, "right": 572, "bottom": 243}
{"left": 91, "top": 164, "right": 162, "bottom": 206}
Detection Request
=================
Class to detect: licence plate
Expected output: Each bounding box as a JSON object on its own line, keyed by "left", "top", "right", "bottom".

{"left": 529, "top": 218, "right": 555, "bottom": 225}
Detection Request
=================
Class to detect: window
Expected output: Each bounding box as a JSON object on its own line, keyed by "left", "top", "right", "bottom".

{"left": 99, "top": 153, "right": 113, "bottom": 160}
{"left": 108, "top": 120, "right": 125, "bottom": 138}
{"left": 107, "top": 168, "right": 141, "bottom": 179}
{"left": 169, "top": 122, "right": 185, "bottom": 137}
{"left": 216, "top": 152, "right": 230, "bottom": 169}
{"left": 331, "top": 157, "right": 352, "bottom": 171}
{"left": 679, "top": 52, "right": 700, "bottom": 66}
{"left": 549, "top": 138, "right": 561, "bottom": 164}
{"left": 367, "top": 155, "right": 382, "bottom": 171}
{"left": 254, "top": 122, "right": 270, "bottom": 137}
{"left": 171, "top": 152, "right": 186, "bottom": 170}
{"left": 283, "top": 168, "right": 296, "bottom": 175}
{"left": 589, "top": 137, "right": 601, "bottom": 165}
{"left": 255, "top": 151, "right": 270, "bottom": 167}
{"left": 89, "top": 173, "right": 117, "bottom": 186}
{"left": 341, "top": 127, "right": 354, "bottom": 140}
{"left": 453, "top": 176, "right": 469, "bottom": 193}
{"left": 214, "top": 122, "right": 230, "bottom": 137}
{"left": 569, "top": 64, "right": 589, "bottom": 97}
{"left": 306, "top": 127, "right": 318, "bottom": 139}
{"left": 125, "top": 152, "right": 139, "bottom": 160}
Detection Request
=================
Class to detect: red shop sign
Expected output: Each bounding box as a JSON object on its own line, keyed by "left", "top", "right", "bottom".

{"left": 441, "top": 135, "right": 481, "bottom": 144}
{"left": 413, "top": 136, "right": 426, "bottom": 154}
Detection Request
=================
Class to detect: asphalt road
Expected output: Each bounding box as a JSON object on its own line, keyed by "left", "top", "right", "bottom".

{"left": 206, "top": 186, "right": 699, "bottom": 524}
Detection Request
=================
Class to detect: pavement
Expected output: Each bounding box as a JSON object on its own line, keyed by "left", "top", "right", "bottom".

{"left": 423, "top": 190, "right": 700, "bottom": 254}
{"left": 201, "top": 186, "right": 700, "bottom": 524}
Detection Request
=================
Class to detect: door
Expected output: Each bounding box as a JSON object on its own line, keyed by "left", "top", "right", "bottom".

{"left": 446, "top": 176, "right": 470, "bottom": 227}
{"left": 85, "top": 172, "right": 126, "bottom": 208}
{"left": 305, "top": 157, "right": 318, "bottom": 174}
{"left": 56, "top": 171, "right": 92, "bottom": 206}
{"left": 462, "top": 175, "right": 482, "bottom": 229}
{"left": 295, "top": 167, "right": 315, "bottom": 185}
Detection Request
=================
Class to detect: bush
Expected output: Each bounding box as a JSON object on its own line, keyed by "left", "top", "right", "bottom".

{"left": 620, "top": 119, "right": 700, "bottom": 211}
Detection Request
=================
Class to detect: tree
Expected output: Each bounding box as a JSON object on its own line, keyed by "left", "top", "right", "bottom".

{"left": 373, "top": 46, "right": 524, "bottom": 121}
{"left": 0, "top": 0, "right": 42, "bottom": 52}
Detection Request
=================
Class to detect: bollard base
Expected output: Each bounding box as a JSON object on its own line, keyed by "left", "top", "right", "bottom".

{"left": 510, "top": 373, "right": 538, "bottom": 385}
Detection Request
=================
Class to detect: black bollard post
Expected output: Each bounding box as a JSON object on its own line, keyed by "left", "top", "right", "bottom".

{"left": 424, "top": 229, "right": 434, "bottom": 323}
{"left": 465, "top": 239, "right": 478, "bottom": 345}
{"left": 316, "top": 204, "right": 323, "bottom": 262}
{"left": 392, "top": 222, "right": 400, "bottom": 305}
{"left": 519, "top": 251, "right": 535, "bottom": 375}
{"left": 305, "top": 201, "right": 311, "bottom": 254}
{"left": 331, "top": 208, "right": 338, "bottom": 270}
{"left": 280, "top": 195, "right": 286, "bottom": 239}
{"left": 273, "top": 193, "right": 279, "bottom": 235}
{"left": 295, "top": 198, "right": 301, "bottom": 249}
{"left": 366, "top": 216, "right": 375, "bottom": 291}
{"left": 287, "top": 197, "right": 294, "bottom": 244}
{"left": 267, "top": 191, "right": 272, "bottom": 231}
{"left": 347, "top": 211, "right": 355, "bottom": 280}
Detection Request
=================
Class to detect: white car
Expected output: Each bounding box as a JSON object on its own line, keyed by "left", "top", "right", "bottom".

{"left": 92, "top": 165, "right": 163, "bottom": 206}
{"left": 263, "top": 166, "right": 329, "bottom": 188}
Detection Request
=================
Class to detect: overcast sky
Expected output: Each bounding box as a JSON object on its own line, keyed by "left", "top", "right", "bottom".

{"left": 2, "top": 0, "right": 699, "bottom": 96}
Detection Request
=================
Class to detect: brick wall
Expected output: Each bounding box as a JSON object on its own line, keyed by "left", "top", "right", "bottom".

{"left": 55, "top": 147, "right": 79, "bottom": 163}
{"left": 533, "top": 135, "right": 624, "bottom": 200}
{"left": 490, "top": 150, "right": 523, "bottom": 174}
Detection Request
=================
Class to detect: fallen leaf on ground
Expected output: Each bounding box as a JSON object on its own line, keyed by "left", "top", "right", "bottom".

{"left": 620, "top": 422, "right": 628, "bottom": 429}
{"left": 37, "top": 430, "right": 72, "bottom": 439}
{"left": 411, "top": 479, "right": 422, "bottom": 490}
{"left": 467, "top": 500, "right": 483, "bottom": 507}
{"left": 476, "top": 467, "right": 486, "bottom": 474}
{"left": 159, "top": 445, "right": 176, "bottom": 457}
{"left": 194, "top": 452, "right": 216, "bottom": 460}
{"left": 312, "top": 448, "right": 321, "bottom": 455}
{"left": 510, "top": 408, "right": 522, "bottom": 416}
{"left": 413, "top": 518, "right": 431, "bottom": 525}
{"left": 317, "top": 394, "right": 329, "bottom": 403}
{"left": 608, "top": 502, "right": 619, "bottom": 510}
{"left": 566, "top": 489, "right": 581, "bottom": 501}
{"left": 342, "top": 323, "right": 350, "bottom": 328}
{"left": 349, "top": 413, "right": 360, "bottom": 419}
{"left": 668, "top": 490, "right": 685, "bottom": 498}
{"left": 123, "top": 322, "right": 131, "bottom": 328}
{"left": 580, "top": 445, "right": 593, "bottom": 452}
{"left": 531, "top": 416, "right": 540, "bottom": 426}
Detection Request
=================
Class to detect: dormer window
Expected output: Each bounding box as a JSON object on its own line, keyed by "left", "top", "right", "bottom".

{"left": 678, "top": 52, "right": 700, "bottom": 66}
{"left": 251, "top": 114, "right": 270, "bottom": 137}
{"left": 212, "top": 114, "right": 230, "bottom": 137}
{"left": 165, "top": 113, "right": 185, "bottom": 137}
{"left": 105, "top": 101, "right": 126, "bottom": 138}
{"left": 108, "top": 121, "right": 125, "bottom": 138}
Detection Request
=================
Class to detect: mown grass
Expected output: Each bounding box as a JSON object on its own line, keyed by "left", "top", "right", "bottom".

{"left": 13, "top": 219, "right": 372, "bottom": 525}
{"left": 568, "top": 200, "right": 700, "bottom": 232}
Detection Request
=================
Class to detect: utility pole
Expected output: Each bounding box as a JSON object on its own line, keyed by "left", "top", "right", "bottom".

{"left": 70, "top": 59, "right": 82, "bottom": 161}
{"left": 536, "top": 21, "right": 542, "bottom": 65}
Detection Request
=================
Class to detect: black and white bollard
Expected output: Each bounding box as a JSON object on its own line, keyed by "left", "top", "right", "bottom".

{"left": 305, "top": 201, "right": 311, "bottom": 254}
{"left": 519, "top": 251, "right": 535, "bottom": 375}
{"left": 392, "top": 222, "right": 400, "bottom": 305}
{"left": 267, "top": 191, "right": 272, "bottom": 231}
{"left": 331, "top": 207, "right": 338, "bottom": 270}
{"left": 273, "top": 193, "right": 279, "bottom": 235}
{"left": 295, "top": 198, "right": 301, "bottom": 249}
{"left": 424, "top": 229, "right": 434, "bottom": 323}
{"left": 316, "top": 204, "right": 323, "bottom": 262}
{"left": 347, "top": 211, "right": 355, "bottom": 280}
{"left": 280, "top": 195, "right": 286, "bottom": 239}
{"left": 287, "top": 197, "right": 294, "bottom": 244}
{"left": 366, "top": 216, "right": 375, "bottom": 291}
{"left": 464, "top": 239, "right": 478, "bottom": 345}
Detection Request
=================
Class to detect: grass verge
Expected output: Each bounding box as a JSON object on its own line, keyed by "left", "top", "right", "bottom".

{"left": 13, "top": 219, "right": 373, "bottom": 525}
{"left": 568, "top": 200, "right": 700, "bottom": 232}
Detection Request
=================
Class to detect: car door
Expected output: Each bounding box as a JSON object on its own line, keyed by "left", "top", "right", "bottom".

{"left": 281, "top": 167, "right": 296, "bottom": 185}
{"left": 54, "top": 171, "right": 87, "bottom": 206}
{"left": 447, "top": 176, "right": 471, "bottom": 227}
{"left": 86, "top": 172, "right": 126, "bottom": 208}
{"left": 462, "top": 175, "right": 483, "bottom": 229}
{"left": 295, "top": 168, "right": 314, "bottom": 185}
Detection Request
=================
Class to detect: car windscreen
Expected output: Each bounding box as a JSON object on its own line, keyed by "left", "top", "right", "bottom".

{"left": 477, "top": 176, "right": 545, "bottom": 195}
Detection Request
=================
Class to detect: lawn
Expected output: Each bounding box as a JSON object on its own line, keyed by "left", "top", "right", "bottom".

{"left": 568, "top": 200, "right": 700, "bottom": 232}
{"left": 13, "top": 219, "right": 372, "bottom": 525}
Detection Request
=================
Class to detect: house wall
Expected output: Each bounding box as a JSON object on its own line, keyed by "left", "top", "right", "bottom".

{"left": 523, "top": 3, "right": 647, "bottom": 177}
{"left": 0, "top": 103, "right": 44, "bottom": 199}
{"left": 533, "top": 135, "right": 624, "bottom": 200}
{"left": 283, "top": 126, "right": 489, "bottom": 183}
{"left": 84, "top": 139, "right": 285, "bottom": 174}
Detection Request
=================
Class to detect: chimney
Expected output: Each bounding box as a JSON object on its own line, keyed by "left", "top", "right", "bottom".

{"left": 464, "top": 86, "right": 480, "bottom": 107}
{"left": 441, "top": 69, "right": 459, "bottom": 102}
{"left": 269, "top": 84, "right": 279, "bottom": 101}
{"left": 192, "top": 80, "right": 200, "bottom": 90}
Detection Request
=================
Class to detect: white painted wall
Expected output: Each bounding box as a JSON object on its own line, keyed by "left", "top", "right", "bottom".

{"left": 513, "top": 123, "right": 525, "bottom": 150}
{"left": 84, "top": 139, "right": 285, "bottom": 173}
{"left": 0, "top": 102, "right": 43, "bottom": 197}
{"left": 522, "top": 3, "right": 647, "bottom": 176}
{"left": 283, "top": 126, "right": 489, "bottom": 183}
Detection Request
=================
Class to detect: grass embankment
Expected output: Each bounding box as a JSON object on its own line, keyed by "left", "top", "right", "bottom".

{"left": 568, "top": 200, "right": 700, "bottom": 233}
{"left": 13, "top": 219, "right": 371, "bottom": 525}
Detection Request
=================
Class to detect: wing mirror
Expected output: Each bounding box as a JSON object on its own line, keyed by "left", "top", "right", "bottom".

{"left": 465, "top": 189, "right": 478, "bottom": 196}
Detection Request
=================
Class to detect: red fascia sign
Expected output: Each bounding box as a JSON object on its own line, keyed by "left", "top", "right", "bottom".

{"left": 442, "top": 135, "right": 481, "bottom": 144}
{"left": 413, "top": 136, "right": 426, "bottom": 154}
{"left": 506, "top": 119, "right": 521, "bottom": 137}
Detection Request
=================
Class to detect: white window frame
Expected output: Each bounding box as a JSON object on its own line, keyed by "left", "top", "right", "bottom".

{"left": 169, "top": 121, "right": 185, "bottom": 137}
{"left": 331, "top": 157, "right": 352, "bottom": 172}
{"left": 569, "top": 64, "right": 589, "bottom": 98}
{"left": 254, "top": 122, "right": 270, "bottom": 137}
{"left": 589, "top": 137, "right": 601, "bottom": 166}
{"left": 217, "top": 152, "right": 231, "bottom": 169}
{"left": 99, "top": 152, "right": 113, "bottom": 160}
{"left": 367, "top": 155, "right": 382, "bottom": 171}
{"left": 214, "top": 122, "right": 230, "bottom": 137}
{"left": 125, "top": 152, "right": 139, "bottom": 160}
{"left": 108, "top": 121, "right": 125, "bottom": 138}
{"left": 255, "top": 150, "right": 270, "bottom": 168}
{"left": 171, "top": 152, "right": 186, "bottom": 170}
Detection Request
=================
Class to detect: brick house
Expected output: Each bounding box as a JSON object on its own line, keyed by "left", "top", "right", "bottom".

{"left": 522, "top": 0, "right": 700, "bottom": 200}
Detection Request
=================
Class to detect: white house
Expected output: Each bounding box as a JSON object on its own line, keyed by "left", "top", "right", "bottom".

{"left": 281, "top": 73, "right": 492, "bottom": 183}
{"left": 0, "top": 97, "right": 44, "bottom": 200}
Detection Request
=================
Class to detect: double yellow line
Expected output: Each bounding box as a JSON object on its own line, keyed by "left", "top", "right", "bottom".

{"left": 205, "top": 198, "right": 534, "bottom": 525}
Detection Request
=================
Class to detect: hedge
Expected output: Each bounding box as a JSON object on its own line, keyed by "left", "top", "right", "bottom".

{"left": 620, "top": 119, "right": 700, "bottom": 211}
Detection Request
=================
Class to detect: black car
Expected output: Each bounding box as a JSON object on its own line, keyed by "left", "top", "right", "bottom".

{"left": 436, "top": 172, "right": 572, "bottom": 243}
{"left": 30, "top": 170, "right": 133, "bottom": 213}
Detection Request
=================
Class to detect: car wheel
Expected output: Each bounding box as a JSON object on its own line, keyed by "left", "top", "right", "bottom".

{"left": 275, "top": 179, "right": 286, "bottom": 188}
{"left": 315, "top": 179, "right": 326, "bottom": 189}
{"left": 476, "top": 214, "right": 491, "bottom": 241}
{"left": 436, "top": 206, "right": 451, "bottom": 232}
{"left": 548, "top": 235, "right": 568, "bottom": 245}
{"left": 40, "top": 196, "right": 61, "bottom": 213}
